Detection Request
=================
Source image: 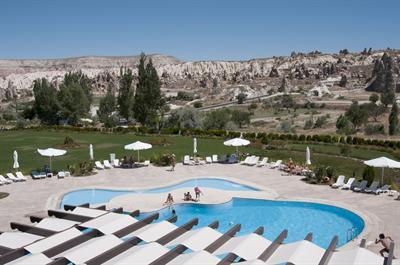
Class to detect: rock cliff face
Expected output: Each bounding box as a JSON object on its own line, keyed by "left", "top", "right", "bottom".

{"left": 0, "top": 51, "right": 399, "bottom": 102}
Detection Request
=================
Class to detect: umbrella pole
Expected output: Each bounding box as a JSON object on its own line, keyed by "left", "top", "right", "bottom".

{"left": 236, "top": 146, "right": 239, "bottom": 156}
{"left": 49, "top": 156, "right": 52, "bottom": 172}
{"left": 381, "top": 167, "right": 384, "bottom": 185}
{"left": 137, "top": 150, "right": 140, "bottom": 162}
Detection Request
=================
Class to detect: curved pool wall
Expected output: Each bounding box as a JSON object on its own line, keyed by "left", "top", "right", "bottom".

{"left": 61, "top": 178, "right": 259, "bottom": 207}
{"left": 140, "top": 198, "right": 365, "bottom": 248}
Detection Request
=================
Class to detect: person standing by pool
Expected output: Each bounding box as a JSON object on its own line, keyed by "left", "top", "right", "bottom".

{"left": 375, "top": 233, "right": 395, "bottom": 257}
{"left": 171, "top": 154, "right": 176, "bottom": 171}
{"left": 163, "top": 193, "right": 174, "bottom": 205}
{"left": 194, "top": 186, "right": 203, "bottom": 201}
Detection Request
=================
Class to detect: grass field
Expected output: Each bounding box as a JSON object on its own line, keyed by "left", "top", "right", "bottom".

{"left": 0, "top": 130, "right": 398, "bottom": 183}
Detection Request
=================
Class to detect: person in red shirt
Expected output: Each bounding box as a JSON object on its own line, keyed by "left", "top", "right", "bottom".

{"left": 194, "top": 186, "right": 203, "bottom": 201}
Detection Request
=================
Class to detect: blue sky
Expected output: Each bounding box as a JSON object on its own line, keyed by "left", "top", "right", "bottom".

{"left": 0, "top": 0, "right": 399, "bottom": 61}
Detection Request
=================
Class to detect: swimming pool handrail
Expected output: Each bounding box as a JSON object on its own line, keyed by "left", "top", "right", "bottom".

{"left": 257, "top": 229, "right": 288, "bottom": 262}
{"left": 216, "top": 226, "right": 262, "bottom": 265}
{"left": 113, "top": 213, "right": 159, "bottom": 238}
{"left": 318, "top": 235, "right": 338, "bottom": 265}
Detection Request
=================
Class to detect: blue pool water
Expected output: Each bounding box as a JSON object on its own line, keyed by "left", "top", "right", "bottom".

{"left": 61, "top": 178, "right": 364, "bottom": 248}
{"left": 141, "top": 198, "right": 364, "bottom": 248}
{"left": 61, "top": 178, "right": 258, "bottom": 206}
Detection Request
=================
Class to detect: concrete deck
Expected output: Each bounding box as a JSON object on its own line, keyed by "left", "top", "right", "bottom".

{"left": 0, "top": 163, "right": 398, "bottom": 257}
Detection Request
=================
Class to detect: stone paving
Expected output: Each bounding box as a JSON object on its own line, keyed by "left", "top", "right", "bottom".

{"left": 0, "top": 163, "right": 399, "bottom": 257}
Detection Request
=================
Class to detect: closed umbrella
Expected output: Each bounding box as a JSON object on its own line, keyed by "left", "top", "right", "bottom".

{"left": 89, "top": 144, "right": 94, "bottom": 160}
{"left": 364, "top": 156, "right": 400, "bottom": 184}
{"left": 37, "top": 148, "right": 67, "bottom": 171}
{"left": 124, "top": 141, "right": 152, "bottom": 162}
{"left": 306, "top": 146, "right": 311, "bottom": 165}
{"left": 223, "top": 137, "right": 250, "bottom": 155}
{"left": 193, "top": 138, "right": 198, "bottom": 156}
{"left": 13, "top": 150, "right": 19, "bottom": 169}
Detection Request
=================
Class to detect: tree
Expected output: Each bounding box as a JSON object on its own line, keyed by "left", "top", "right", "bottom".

{"left": 362, "top": 166, "right": 375, "bottom": 185}
{"left": 166, "top": 107, "right": 202, "bottom": 129}
{"left": 97, "top": 85, "right": 116, "bottom": 122}
{"left": 32, "top": 78, "right": 59, "bottom": 124}
{"left": 389, "top": 102, "right": 399, "bottom": 135}
{"left": 230, "top": 110, "right": 251, "bottom": 128}
{"left": 63, "top": 71, "right": 92, "bottom": 104}
{"left": 280, "top": 94, "right": 296, "bottom": 113}
{"left": 339, "top": 74, "right": 347, "bottom": 87}
{"left": 133, "top": 53, "right": 165, "bottom": 126}
{"left": 336, "top": 114, "right": 349, "bottom": 131}
{"left": 117, "top": 67, "right": 134, "bottom": 120}
{"left": 345, "top": 101, "right": 368, "bottom": 129}
{"left": 57, "top": 81, "right": 90, "bottom": 125}
{"left": 203, "top": 109, "right": 231, "bottom": 130}
{"left": 236, "top": 93, "right": 247, "bottom": 104}
{"left": 369, "top": 93, "right": 379, "bottom": 103}
{"left": 380, "top": 90, "right": 395, "bottom": 107}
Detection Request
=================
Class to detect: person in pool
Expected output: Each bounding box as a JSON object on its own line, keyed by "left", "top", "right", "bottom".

{"left": 163, "top": 193, "right": 174, "bottom": 205}
{"left": 375, "top": 233, "right": 395, "bottom": 257}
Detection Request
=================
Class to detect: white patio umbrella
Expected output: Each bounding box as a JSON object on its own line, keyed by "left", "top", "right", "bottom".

{"left": 89, "top": 144, "right": 94, "bottom": 160}
{"left": 364, "top": 156, "right": 400, "bottom": 184}
{"left": 193, "top": 138, "right": 198, "bottom": 156}
{"left": 37, "top": 148, "right": 67, "bottom": 171}
{"left": 223, "top": 137, "right": 250, "bottom": 155}
{"left": 306, "top": 146, "right": 311, "bottom": 165}
{"left": 13, "top": 150, "right": 19, "bottom": 169}
{"left": 124, "top": 141, "right": 152, "bottom": 162}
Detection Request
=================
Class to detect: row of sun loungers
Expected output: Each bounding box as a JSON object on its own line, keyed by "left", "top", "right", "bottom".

{"left": 0, "top": 172, "right": 28, "bottom": 185}
{"left": 331, "top": 176, "right": 391, "bottom": 195}
{"left": 0, "top": 203, "right": 392, "bottom": 265}
{"left": 95, "top": 159, "right": 150, "bottom": 170}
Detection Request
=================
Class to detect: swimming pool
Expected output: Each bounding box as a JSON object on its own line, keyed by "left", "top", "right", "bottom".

{"left": 60, "top": 178, "right": 364, "bottom": 247}
{"left": 61, "top": 178, "right": 258, "bottom": 206}
{"left": 141, "top": 198, "right": 364, "bottom": 248}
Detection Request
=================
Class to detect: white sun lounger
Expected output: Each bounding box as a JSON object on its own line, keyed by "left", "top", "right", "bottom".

{"left": 15, "top": 171, "right": 28, "bottom": 181}
{"left": 257, "top": 157, "right": 268, "bottom": 167}
{"left": 0, "top": 174, "right": 12, "bottom": 184}
{"left": 240, "top": 156, "right": 254, "bottom": 165}
{"left": 103, "top": 160, "right": 112, "bottom": 169}
{"left": 270, "top": 160, "right": 282, "bottom": 169}
{"left": 6, "top": 173, "right": 23, "bottom": 182}
{"left": 247, "top": 156, "right": 260, "bottom": 166}
{"left": 332, "top": 175, "right": 345, "bottom": 188}
{"left": 341, "top": 178, "right": 355, "bottom": 190}
{"left": 113, "top": 159, "right": 120, "bottom": 167}
{"left": 95, "top": 161, "right": 105, "bottom": 170}
{"left": 212, "top": 155, "right": 218, "bottom": 163}
{"left": 183, "top": 155, "right": 193, "bottom": 165}
{"left": 140, "top": 160, "right": 150, "bottom": 167}
{"left": 206, "top": 156, "right": 212, "bottom": 163}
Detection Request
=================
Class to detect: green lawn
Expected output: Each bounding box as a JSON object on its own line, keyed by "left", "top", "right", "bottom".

{"left": 0, "top": 130, "right": 261, "bottom": 174}
{"left": 0, "top": 130, "right": 398, "bottom": 184}
{"left": 288, "top": 143, "right": 399, "bottom": 160}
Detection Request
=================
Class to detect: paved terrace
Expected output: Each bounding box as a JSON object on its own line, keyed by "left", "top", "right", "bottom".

{"left": 0, "top": 163, "right": 398, "bottom": 257}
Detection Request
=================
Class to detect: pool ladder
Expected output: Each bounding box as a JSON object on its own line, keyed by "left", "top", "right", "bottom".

{"left": 346, "top": 227, "right": 358, "bottom": 242}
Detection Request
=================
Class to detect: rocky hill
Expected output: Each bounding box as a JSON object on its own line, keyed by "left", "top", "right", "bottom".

{"left": 0, "top": 50, "right": 399, "bottom": 103}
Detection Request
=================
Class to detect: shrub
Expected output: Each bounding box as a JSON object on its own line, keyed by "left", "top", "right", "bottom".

{"left": 64, "top": 136, "right": 74, "bottom": 145}
{"left": 362, "top": 166, "right": 375, "bottom": 185}
{"left": 176, "top": 91, "right": 194, "bottom": 101}
{"left": 193, "top": 101, "right": 203, "bottom": 108}
{"left": 364, "top": 124, "right": 385, "bottom": 135}
{"left": 314, "top": 166, "right": 325, "bottom": 183}
{"left": 326, "top": 166, "right": 335, "bottom": 179}
{"left": 68, "top": 160, "right": 94, "bottom": 176}
{"left": 152, "top": 154, "right": 173, "bottom": 166}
